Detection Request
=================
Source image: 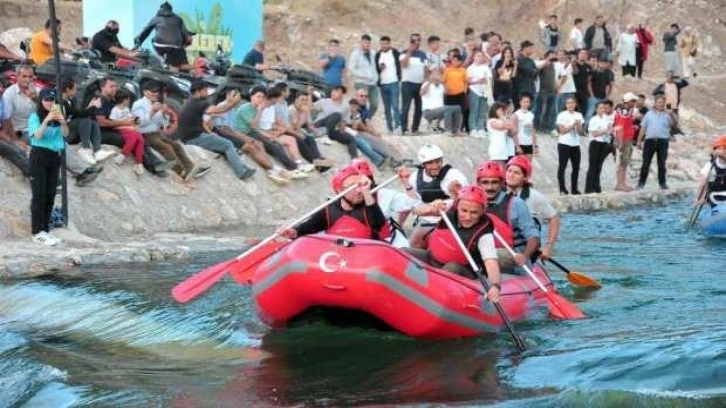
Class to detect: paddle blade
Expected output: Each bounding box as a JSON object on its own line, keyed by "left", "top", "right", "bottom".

{"left": 172, "top": 259, "right": 236, "bottom": 303}
{"left": 567, "top": 271, "right": 602, "bottom": 289}
{"left": 228, "top": 240, "right": 288, "bottom": 285}
{"left": 544, "top": 290, "right": 586, "bottom": 320}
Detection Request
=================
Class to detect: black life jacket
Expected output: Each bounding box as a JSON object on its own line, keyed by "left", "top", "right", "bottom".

{"left": 416, "top": 164, "right": 452, "bottom": 203}
{"left": 708, "top": 164, "right": 726, "bottom": 194}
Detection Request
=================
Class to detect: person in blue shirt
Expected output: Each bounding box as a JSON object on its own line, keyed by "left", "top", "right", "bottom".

{"left": 28, "top": 88, "right": 68, "bottom": 246}
{"left": 242, "top": 40, "right": 266, "bottom": 73}
{"left": 319, "top": 39, "right": 347, "bottom": 87}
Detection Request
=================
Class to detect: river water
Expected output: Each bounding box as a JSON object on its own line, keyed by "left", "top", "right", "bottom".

{"left": 1, "top": 199, "right": 724, "bottom": 407}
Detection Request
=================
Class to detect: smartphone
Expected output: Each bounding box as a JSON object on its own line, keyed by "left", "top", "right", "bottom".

{"left": 666, "top": 103, "right": 672, "bottom": 110}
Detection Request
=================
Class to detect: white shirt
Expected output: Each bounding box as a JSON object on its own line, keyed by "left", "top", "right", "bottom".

{"left": 569, "top": 27, "right": 584, "bottom": 49}
{"left": 421, "top": 82, "right": 445, "bottom": 111}
{"left": 2, "top": 84, "right": 36, "bottom": 131}
{"left": 466, "top": 63, "right": 493, "bottom": 99}
{"left": 408, "top": 166, "right": 468, "bottom": 225}
{"left": 514, "top": 109, "right": 535, "bottom": 146}
{"left": 400, "top": 50, "right": 427, "bottom": 83}
{"left": 426, "top": 51, "right": 446, "bottom": 71}
{"left": 556, "top": 110, "right": 584, "bottom": 146}
{"left": 617, "top": 32, "right": 639, "bottom": 66}
{"left": 378, "top": 50, "right": 398, "bottom": 85}
{"left": 259, "top": 106, "right": 277, "bottom": 131}
{"left": 555, "top": 62, "right": 577, "bottom": 94}
{"left": 109, "top": 106, "right": 133, "bottom": 121}
{"left": 701, "top": 158, "right": 726, "bottom": 178}
{"left": 377, "top": 187, "right": 420, "bottom": 248}
{"left": 487, "top": 119, "right": 509, "bottom": 160}
{"left": 476, "top": 234, "right": 498, "bottom": 260}
{"left": 588, "top": 114, "right": 612, "bottom": 143}
{"left": 131, "top": 97, "right": 166, "bottom": 133}
{"left": 518, "top": 187, "right": 557, "bottom": 221}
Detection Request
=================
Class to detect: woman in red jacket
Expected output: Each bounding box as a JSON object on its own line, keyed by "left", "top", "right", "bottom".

{"left": 635, "top": 23, "right": 655, "bottom": 79}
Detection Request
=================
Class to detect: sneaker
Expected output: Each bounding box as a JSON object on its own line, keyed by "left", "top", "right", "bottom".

{"left": 267, "top": 170, "right": 291, "bottom": 185}
{"left": 133, "top": 163, "right": 145, "bottom": 176}
{"left": 78, "top": 148, "right": 97, "bottom": 165}
{"left": 113, "top": 154, "right": 126, "bottom": 166}
{"left": 290, "top": 169, "right": 310, "bottom": 179}
{"left": 75, "top": 167, "right": 102, "bottom": 187}
{"left": 238, "top": 167, "right": 256, "bottom": 180}
{"left": 319, "top": 138, "right": 333, "bottom": 145}
{"left": 183, "top": 165, "right": 199, "bottom": 181}
{"left": 298, "top": 162, "right": 316, "bottom": 173}
{"left": 193, "top": 165, "right": 212, "bottom": 179}
{"left": 32, "top": 231, "right": 57, "bottom": 246}
{"left": 154, "top": 160, "right": 177, "bottom": 173}
{"left": 93, "top": 149, "right": 116, "bottom": 163}
{"left": 313, "top": 158, "right": 335, "bottom": 168}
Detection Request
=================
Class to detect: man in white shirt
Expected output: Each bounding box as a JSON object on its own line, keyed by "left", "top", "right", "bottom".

{"left": 400, "top": 33, "right": 427, "bottom": 135}
{"left": 569, "top": 18, "right": 584, "bottom": 51}
{"left": 349, "top": 34, "right": 379, "bottom": 119}
{"left": 555, "top": 50, "right": 578, "bottom": 113}
{"left": 585, "top": 100, "right": 613, "bottom": 193}
{"left": 420, "top": 70, "right": 463, "bottom": 135}
{"left": 374, "top": 36, "right": 401, "bottom": 133}
{"left": 556, "top": 97, "right": 585, "bottom": 194}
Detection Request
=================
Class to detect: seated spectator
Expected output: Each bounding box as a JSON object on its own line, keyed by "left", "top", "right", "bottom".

{"left": 2, "top": 65, "right": 37, "bottom": 144}
{"left": 273, "top": 82, "right": 333, "bottom": 171}
{"left": 351, "top": 87, "right": 406, "bottom": 168}
{"left": 346, "top": 99, "right": 387, "bottom": 167}
{"left": 109, "top": 90, "right": 147, "bottom": 176}
{"left": 60, "top": 77, "right": 116, "bottom": 166}
{"left": 420, "top": 69, "right": 463, "bottom": 135}
{"left": 173, "top": 80, "right": 256, "bottom": 180}
{"left": 232, "top": 85, "right": 308, "bottom": 180}
{"left": 132, "top": 81, "right": 211, "bottom": 181}
{"left": 312, "top": 85, "right": 360, "bottom": 158}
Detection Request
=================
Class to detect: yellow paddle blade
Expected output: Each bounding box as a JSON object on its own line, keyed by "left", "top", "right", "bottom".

{"left": 567, "top": 271, "right": 602, "bottom": 289}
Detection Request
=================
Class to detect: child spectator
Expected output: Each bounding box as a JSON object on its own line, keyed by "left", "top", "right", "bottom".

{"left": 109, "top": 90, "right": 146, "bottom": 176}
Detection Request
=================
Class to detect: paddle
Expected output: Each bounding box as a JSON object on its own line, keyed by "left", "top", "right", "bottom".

{"left": 538, "top": 254, "right": 602, "bottom": 289}
{"left": 687, "top": 160, "right": 714, "bottom": 230}
{"left": 439, "top": 211, "right": 527, "bottom": 351}
{"left": 493, "top": 231, "right": 586, "bottom": 320}
{"left": 172, "top": 175, "right": 399, "bottom": 303}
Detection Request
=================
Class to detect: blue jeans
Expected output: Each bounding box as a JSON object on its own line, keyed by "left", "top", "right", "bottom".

{"left": 585, "top": 97, "right": 603, "bottom": 127}
{"left": 186, "top": 133, "right": 252, "bottom": 178}
{"left": 400, "top": 81, "right": 423, "bottom": 132}
{"left": 379, "top": 82, "right": 401, "bottom": 132}
{"left": 467, "top": 93, "right": 488, "bottom": 131}
{"left": 534, "top": 92, "right": 557, "bottom": 131}
{"left": 354, "top": 133, "right": 385, "bottom": 165}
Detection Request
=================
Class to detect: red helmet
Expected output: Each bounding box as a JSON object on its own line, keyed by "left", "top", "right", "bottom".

{"left": 350, "top": 158, "right": 374, "bottom": 177}
{"left": 476, "top": 161, "right": 505, "bottom": 180}
{"left": 714, "top": 135, "right": 726, "bottom": 150}
{"left": 507, "top": 155, "right": 533, "bottom": 179}
{"left": 457, "top": 185, "right": 487, "bottom": 206}
{"left": 330, "top": 165, "right": 360, "bottom": 193}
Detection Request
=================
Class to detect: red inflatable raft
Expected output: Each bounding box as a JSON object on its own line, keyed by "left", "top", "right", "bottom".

{"left": 244, "top": 234, "right": 557, "bottom": 339}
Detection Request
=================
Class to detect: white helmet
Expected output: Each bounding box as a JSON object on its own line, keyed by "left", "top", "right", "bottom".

{"left": 417, "top": 144, "right": 444, "bottom": 164}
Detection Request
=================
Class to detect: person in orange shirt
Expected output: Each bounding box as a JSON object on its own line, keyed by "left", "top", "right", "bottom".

{"left": 443, "top": 52, "right": 468, "bottom": 134}
{"left": 29, "top": 19, "right": 74, "bottom": 65}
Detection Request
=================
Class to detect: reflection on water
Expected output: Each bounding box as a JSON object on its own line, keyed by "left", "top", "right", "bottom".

{"left": 0, "top": 200, "right": 725, "bottom": 406}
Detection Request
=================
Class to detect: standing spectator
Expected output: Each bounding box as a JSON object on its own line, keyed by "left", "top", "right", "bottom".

{"left": 637, "top": 95, "right": 676, "bottom": 190}
{"left": 28, "top": 88, "right": 67, "bottom": 246}
{"left": 584, "top": 101, "right": 613, "bottom": 193}
{"left": 613, "top": 92, "right": 639, "bottom": 191}
{"left": 493, "top": 46, "right": 517, "bottom": 102}
{"left": 375, "top": 36, "right": 402, "bottom": 133}
{"left": 652, "top": 71, "right": 688, "bottom": 136}
{"left": 134, "top": 2, "right": 193, "bottom": 72}
{"left": 426, "top": 35, "right": 446, "bottom": 73}
{"left": 399, "top": 33, "right": 427, "bottom": 135}
{"left": 616, "top": 25, "right": 639, "bottom": 78}
{"left": 584, "top": 15, "right": 613, "bottom": 60}
{"left": 678, "top": 26, "right": 700, "bottom": 78}
{"left": 320, "top": 39, "right": 346, "bottom": 87}
{"left": 487, "top": 101, "right": 516, "bottom": 163}
{"left": 2, "top": 65, "right": 37, "bottom": 144}
{"left": 466, "top": 50, "right": 493, "bottom": 137}
{"left": 29, "top": 18, "right": 73, "bottom": 65}
{"left": 555, "top": 97, "right": 585, "bottom": 195}
{"left": 242, "top": 40, "right": 266, "bottom": 73}
{"left": 486, "top": 33, "right": 503, "bottom": 66}
{"left": 177, "top": 80, "right": 256, "bottom": 180}
{"left": 534, "top": 50, "right": 558, "bottom": 133}
{"left": 635, "top": 23, "right": 654, "bottom": 79}
{"left": 512, "top": 93, "right": 537, "bottom": 160}
{"left": 572, "top": 48, "right": 592, "bottom": 114}
{"left": 585, "top": 57, "right": 614, "bottom": 126}
{"left": 513, "top": 41, "right": 537, "bottom": 109}
{"left": 662, "top": 24, "right": 681, "bottom": 76}
{"left": 541, "top": 14, "right": 560, "bottom": 52}
{"left": 443, "top": 53, "right": 468, "bottom": 133}
{"left": 420, "top": 70, "right": 463, "bottom": 136}
{"left": 0, "top": 81, "right": 30, "bottom": 177}
{"left": 555, "top": 50, "right": 577, "bottom": 113}
{"left": 568, "top": 18, "right": 584, "bottom": 51}
{"left": 349, "top": 34, "right": 379, "bottom": 119}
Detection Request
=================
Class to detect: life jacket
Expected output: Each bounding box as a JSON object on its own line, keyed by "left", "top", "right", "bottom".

{"left": 325, "top": 202, "right": 389, "bottom": 240}
{"left": 428, "top": 209, "right": 493, "bottom": 267}
{"left": 708, "top": 163, "right": 726, "bottom": 206}
{"left": 485, "top": 193, "right": 517, "bottom": 249}
{"left": 416, "top": 164, "right": 452, "bottom": 203}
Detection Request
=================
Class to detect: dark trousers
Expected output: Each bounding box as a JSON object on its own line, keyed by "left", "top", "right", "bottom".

{"left": 636, "top": 47, "right": 645, "bottom": 79}
{"left": 575, "top": 91, "right": 589, "bottom": 115}
{"left": 557, "top": 143, "right": 581, "bottom": 193}
{"left": 401, "top": 81, "right": 423, "bottom": 132}
{"left": 444, "top": 93, "right": 467, "bottom": 132}
{"left": 638, "top": 138, "right": 669, "bottom": 187}
{"left": 68, "top": 118, "right": 102, "bottom": 151}
{"left": 585, "top": 140, "right": 612, "bottom": 193}
{"left": 622, "top": 64, "right": 637, "bottom": 77}
{"left": 296, "top": 134, "right": 323, "bottom": 163}
{"left": 30, "top": 146, "right": 62, "bottom": 234}
{"left": 0, "top": 139, "right": 30, "bottom": 177}
{"left": 315, "top": 113, "right": 358, "bottom": 158}
{"left": 101, "top": 129, "right": 164, "bottom": 174}
{"left": 248, "top": 130, "right": 298, "bottom": 170}
{"left": 534, "top": 91, "right": 557, "bottom": 131}
{"left": 143, "top": 131, "right": 194, "bottom": 175}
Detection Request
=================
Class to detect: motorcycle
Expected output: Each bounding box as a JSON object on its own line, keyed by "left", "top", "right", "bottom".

{"left": 265, "top": 56, "right": 328, "bottom": 103}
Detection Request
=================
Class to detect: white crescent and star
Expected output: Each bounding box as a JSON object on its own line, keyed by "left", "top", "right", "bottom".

{"left": 319, "top": 251, "right": 347, "bottom": 273}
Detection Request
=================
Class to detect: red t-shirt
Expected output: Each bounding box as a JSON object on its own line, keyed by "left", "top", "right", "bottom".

{"left": 614, "top": 108, "right": 636, "bottom": 141}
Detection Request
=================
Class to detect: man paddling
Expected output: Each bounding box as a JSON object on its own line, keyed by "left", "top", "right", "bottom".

{"left": 403, "top": 144, "right": 468, "bottom": 248}
{"left": 277, "top": 165, "right": 388, "bottom": 240}
{"left": 695, "top": 135, "right": 726, "bottom": 207}
{"left": 403, "top": 185, "right": 502, "bottom": 302}
{"left": 476, "top": 161, "right": 540, "bottom": 274}
{"left": 505, "top": 155, "right": 560, "bottom": 261}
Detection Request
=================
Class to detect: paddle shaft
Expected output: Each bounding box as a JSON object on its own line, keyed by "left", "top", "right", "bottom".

{"left": 545, "top": 257, "right": 572, "bottom": 274}
{"left": 688, "top": 161, "right": 714, "bottom": 230}
{"left": 439, "top": 211, "right": 527, "bottom": 351}
{"left": 493, "top": 231, "right": 551, "bottom": 293}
